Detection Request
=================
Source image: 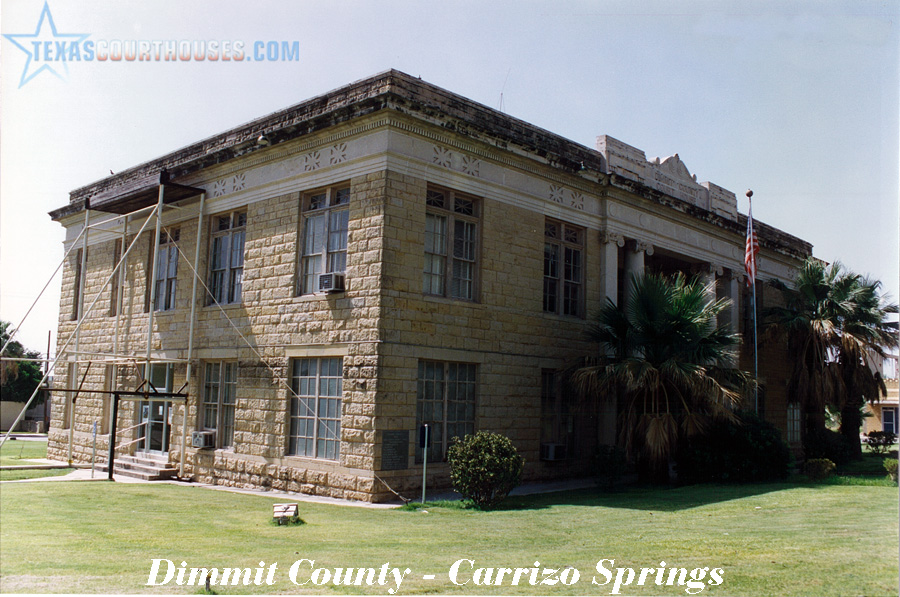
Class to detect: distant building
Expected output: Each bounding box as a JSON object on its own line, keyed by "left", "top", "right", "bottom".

{"left": 863, "top": 355, "right": 899, "bottom": 436}
{"left": 48, "top": 70, "right": 811, "bottom": 500}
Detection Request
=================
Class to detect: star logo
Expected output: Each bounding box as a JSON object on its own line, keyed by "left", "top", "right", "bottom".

{"left": 2, "top": 2, "right": 90, "bottom": 88}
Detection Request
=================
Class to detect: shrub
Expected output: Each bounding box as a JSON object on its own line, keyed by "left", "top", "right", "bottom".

{"left": 804, "top": 428, "right": 854, "bottom": 464}
{"left": 885, "top": 458, "right": 898, "bottom": 482}
{"left": 447, "top": 432, "right": 524, "bottom": 509}
{"left": 596, "top": 445, "right": 629, "bottom": 490}
{"left": 676, "top": 410, "right": 792, "bottom": 483}
{"left": 865, "top": 431, "right": 897, "bottom": 455}
{"left": 803, "top": 458, "right": 836, "bottom": 481}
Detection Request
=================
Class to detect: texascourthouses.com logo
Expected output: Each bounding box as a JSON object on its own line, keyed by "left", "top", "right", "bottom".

{"left": 2, "top": 2, "right": 299, "bottom": 88}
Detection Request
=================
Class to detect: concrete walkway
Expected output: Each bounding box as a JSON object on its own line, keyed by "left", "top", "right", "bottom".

{"left": 2, "top": 460, "right": 598, "bottom": 509}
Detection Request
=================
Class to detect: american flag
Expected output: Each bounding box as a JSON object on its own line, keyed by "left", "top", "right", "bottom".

{"left": 745, "top": 200, "right": 759, "bottom": 287}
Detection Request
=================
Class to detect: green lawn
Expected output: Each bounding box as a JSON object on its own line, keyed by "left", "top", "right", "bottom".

{"left": 0, "top": 439, "right": 73, "bottom": 481}
{"left": 0, "top": 438, "right": 50, "bottom": 466}
{"left": 0, "top": 481, "right": 896, "bottom": 595}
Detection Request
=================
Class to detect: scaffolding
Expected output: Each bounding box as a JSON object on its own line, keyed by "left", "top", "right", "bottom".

{"left": 1, "top": 170, "right": 343, "bottom": 479}
{"left": 1, "top": 174, "right": 204, "bottom": 477}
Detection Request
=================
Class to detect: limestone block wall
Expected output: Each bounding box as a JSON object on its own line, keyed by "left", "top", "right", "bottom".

{"left": 369, "top": 168, "right": 601, "bottom": 499}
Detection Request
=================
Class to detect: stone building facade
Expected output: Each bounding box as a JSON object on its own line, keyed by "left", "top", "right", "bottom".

{"left": 48, "top": 70, "right": 811, "bottom": 501}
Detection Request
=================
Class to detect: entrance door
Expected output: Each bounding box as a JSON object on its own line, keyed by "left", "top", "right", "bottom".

{"left": 137, "top": 364, "right": 173, "bottom": 454}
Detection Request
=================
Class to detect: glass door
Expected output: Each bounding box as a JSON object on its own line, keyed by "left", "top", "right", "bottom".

{"left": 137, "top": 364, "right": 173, "bottom": 454}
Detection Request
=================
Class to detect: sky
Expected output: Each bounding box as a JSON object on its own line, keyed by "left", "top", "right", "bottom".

{"left": 1, "top": 0, "right": 898, "bottom": 355}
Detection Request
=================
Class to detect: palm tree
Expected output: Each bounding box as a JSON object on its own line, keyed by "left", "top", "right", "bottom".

{"left": 574, "top": 272, "right": 751, "bottom": 479}
{"left": 767, "top": 259, "right": 897, "bottom": 458}
{"left": 834, "top": 276, "right": 898, "bottom": 457}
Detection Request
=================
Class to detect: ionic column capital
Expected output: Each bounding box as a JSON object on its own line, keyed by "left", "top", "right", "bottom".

{"left": 600, "top": 229, "right": 626, "bottom": 247}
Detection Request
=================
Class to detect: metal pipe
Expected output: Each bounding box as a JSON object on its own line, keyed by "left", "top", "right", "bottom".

{"left": 181, "top": 192, "right": 205, "bottom": 477}
{"left": 0, "top": 226, "right": 86, "bottom": 357}
{"left": 110, "top": 215, "right": 128, "bottom": 438}
{"left": 145, "top": 185, "right": 166, "bottom": 383}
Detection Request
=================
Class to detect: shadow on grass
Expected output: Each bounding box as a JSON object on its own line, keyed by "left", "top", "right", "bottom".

{"left": 402, "top": 482, "right": 798, "bottom": 514}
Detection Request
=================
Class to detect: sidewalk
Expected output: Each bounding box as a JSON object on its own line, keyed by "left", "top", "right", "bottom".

{"left": 3, "top": 461, "right": 598, "bottom": 509}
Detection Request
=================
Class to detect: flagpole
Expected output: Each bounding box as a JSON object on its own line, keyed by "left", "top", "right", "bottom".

{"left": 746, "top": 189, "right": 759, "bottom": 413}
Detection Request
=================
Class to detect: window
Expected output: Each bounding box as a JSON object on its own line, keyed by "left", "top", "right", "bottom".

{"left": 786, "top": 402, "right": 801, "bottom": 443}
{"left": 883, "top": 407, "right": 898, "bottom": 435}
{"left": 110, "top": 239, "right": 122, "bottom": 317}
{"left": 416, "top": 360, "right": 476, "bottom": 463}
{"left": 423, "top": 187, "right": 479, "bottom": 300}
{"left": 288, "top": 358, "right": 343, "bottom": 460}
{"left": 154, "top": 229, "right": 179, "bottom": 311}
{"left": 208, "top": 212, "right": 246, "bottom": 304}
{"left": 299, "top": 186, "right": 350, "bottom": 295}
{"left": 544, "top": 219, "right": 584, "bottom": 317}
{"left": 201, "top": 362, "right": 237, "bottom": 448}
{"left": 71, "top": 248, "right": 84, "bottom": 321}
{"left": 540, "top": 370, "right": 574, "bottom": 460}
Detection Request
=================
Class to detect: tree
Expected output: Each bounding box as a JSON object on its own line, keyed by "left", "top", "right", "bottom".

{"left": 0, "top": 321, "right": 45, "bottom": 403}
{"left": 833, "top": 276, "right": 897, "bottom": 458}
{"left": 574, "top": 272, "right": 751, "bottom": 480}
{"left": 767, "top": 260, "right": 897, "bottom": 459}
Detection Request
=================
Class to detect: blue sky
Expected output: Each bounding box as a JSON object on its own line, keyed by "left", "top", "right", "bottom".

{"left": 1, "top": 0, "right": 897, "bottom": 353}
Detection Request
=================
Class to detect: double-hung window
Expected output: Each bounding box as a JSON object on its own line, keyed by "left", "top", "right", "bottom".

{"left": 299, "top": 186, "right": 350, "bottom": 295}
{"left": 544, "top": 219, "right": 584, "bottom": 317}
{"left": 540, "top": 370, "right": 574, "bottom": 460}
{"left": 154, "top": 229, "right": 179, "bottom": 311}
{"left": 786, "top": 402, "right": 801, "bottom": 443}
{"left": 415, "top": 360, "right": 476, "bottom": 463}
{"left": 423, "top": 187, "right": 479, "bottom": 301}
{"left": 201, "top": 362, "right": 237, "bottom": 448}
{"left": 288, "top": 357, "right": 343, "bottom": 460}
{"left": 71, "top": 248, "right": 84, "bottom": 321}
{"left": 209, "top": 212, "right": 246, "bottom": 304}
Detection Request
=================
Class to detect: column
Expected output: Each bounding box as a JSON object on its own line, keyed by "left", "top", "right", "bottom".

{"left": 624, "top": 240, "right": 653, "bottom": 305}
{"left": 723, "top": 270, "right": 741, "bottom": 333}
{"left": 599, "top": 230, "right": 624, "bottom": 307}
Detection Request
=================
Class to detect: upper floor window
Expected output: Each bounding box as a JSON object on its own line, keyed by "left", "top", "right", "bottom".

{"left": 109, "top": 239, "right": 122, "bottom": 317}
{"left": 299, "top": 185, "right": 350, "bottom": 295}
{"left": 71, "top": 248, "right": 84, "bottom": 321}
{"left": 154, "top": 229, "right": 179, "bottom": 311}
{"left": 544, "top": 219, "right": 584, "bottom": 317}
{"left": 208, "top": 211, "right": 246, "bottom": 305}
{"left": 423, "top": 187, "right": 479, "bottom": 301}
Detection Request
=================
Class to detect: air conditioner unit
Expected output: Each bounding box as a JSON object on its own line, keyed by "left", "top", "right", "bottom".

{"left": 317, "top": 272, "right": 346, "bottom": 293}
{"left": 192, "top": 430, "right": 216, "bottom": 449}
{"left": 540, "top": 443, "right": 568, "bottom": 461}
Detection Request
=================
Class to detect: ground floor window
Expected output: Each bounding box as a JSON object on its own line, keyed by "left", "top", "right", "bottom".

{"left": 786, "top": 402, "right": 801, "bottom": 443}
{"left": 288, "top": 357, "right": 342, "bottom": 460}
{"left": 201, "top": 362, "right": 237, "bottom": 448}
{"left": 883, "top": 407, "right": 898, "bottom": 435}
{"left": 540, "top": 370, "right": 574, "bottom": 460}
{"left": 416, "top": 360, "right": 476, "bottom": 463}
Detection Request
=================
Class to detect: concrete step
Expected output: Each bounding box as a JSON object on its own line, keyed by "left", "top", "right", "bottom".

{"left": 98, "top": 453, "right": 177, "bottom": 481}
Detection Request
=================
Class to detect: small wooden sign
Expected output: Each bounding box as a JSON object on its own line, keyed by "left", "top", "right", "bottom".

{"left": 273, "top": 503, "right": 299, "bottom": 520}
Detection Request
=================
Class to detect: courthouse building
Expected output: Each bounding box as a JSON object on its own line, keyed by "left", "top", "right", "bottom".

{"left": 48, "top": 70, "right": 811, "bottom": 501}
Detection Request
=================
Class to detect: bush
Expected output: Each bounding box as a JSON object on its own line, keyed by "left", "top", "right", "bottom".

{"left": 803, "top": 458, "right": 836, "bottom": 480}
{"left": 865, "top": 431, "right": 897, "bottom": 455}
{"left": 885, "top": 458, "right": 898, "bottom": 482}
{"left": 447, "top": 432, "right": 524, "bottom": 509}
{"left": 804, "top": 428, "right": 853, "bottom": 464}
{"left": 596, "top": 445, "right": 629, "bottom": 490}
{"left": 676, "top": 410, "right": 792, "bottom": 483}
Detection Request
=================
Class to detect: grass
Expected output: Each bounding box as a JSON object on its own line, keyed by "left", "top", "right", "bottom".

{"left": 0, "top": 481, "right": 897, "bottom": 595}
{"left": 0, "top": 439, "right": 74, "bottom": 481}
{"left": 0, "top": 438, "right": 50, "bottom": 466}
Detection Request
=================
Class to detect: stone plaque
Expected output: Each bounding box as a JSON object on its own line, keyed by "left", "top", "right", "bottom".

{"left": 381, "top": 430, "right": 410, "bottom": 471}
